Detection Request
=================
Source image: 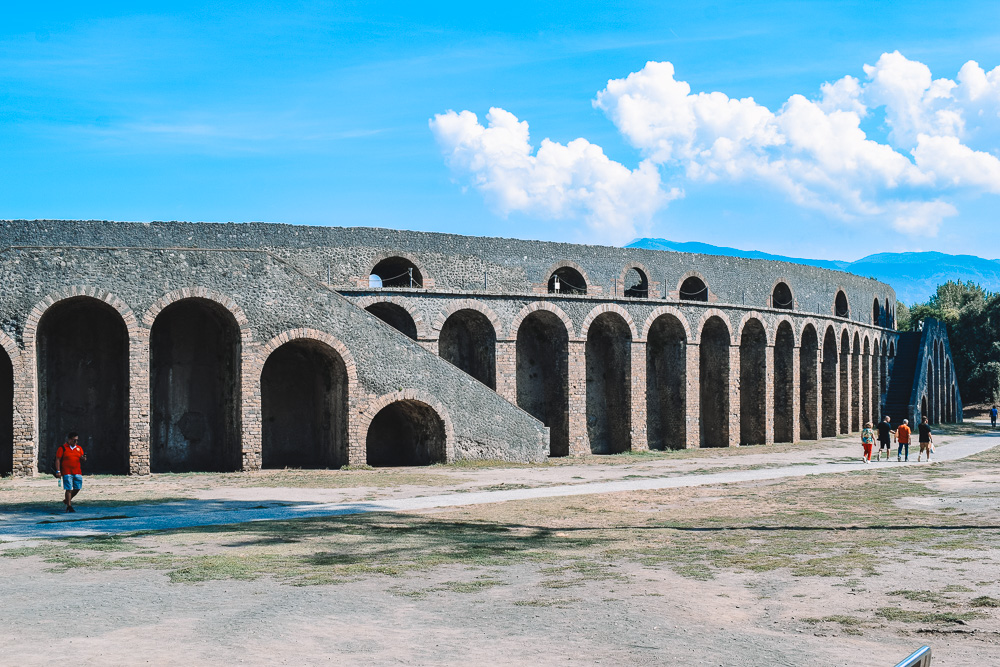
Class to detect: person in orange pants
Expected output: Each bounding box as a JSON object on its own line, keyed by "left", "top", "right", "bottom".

{"left": 860, "top": 422, "right": 875, "bottom": 464}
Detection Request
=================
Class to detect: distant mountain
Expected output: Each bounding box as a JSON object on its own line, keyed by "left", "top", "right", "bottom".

{"left": 626, "top": 238, "right": 1000, "bottom": 304}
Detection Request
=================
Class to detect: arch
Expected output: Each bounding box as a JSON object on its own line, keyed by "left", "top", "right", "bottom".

{"left": 700, "top": 315, "right": 731, "bottom": 447}
{"left": 365, "top": 302, "right": 419, "bottom": 340}
{"left": 839, "top": 330, "right": 851, "bottom": 433}
{"left": 693, "top": 309, "right": 734, "bottom": 345}
{"left": 150, "top": 297, "right": 242, "bottom": 473}
{"left": 872, "top": 339, "right": 882, "bottom": 420}
{"left": 822, "top": 326, "right": 838, "bottom": 437}
{"left": 142, "top": 287, "right": 249, "bottom": 331}
{"left": 621, "top": 264, "right": 651, "bottom": 298}
{"left": 370, "top": 255, "right": 424, "bottom": 289}
{"left": 0, "top": 344, "right": 12, "bottom": 476}
{"left": 439, "top": 309, "right": 497, "bottom": 389}
{"left": 362, "top": 391, "right": 453, "bottom": 466}
{"left": 678, "top": 274, "right": 709, "bottom": 302}
{"left": 586, "top": 312, "right": 632, "bottom": 454}
{"left": 580, "top": 304, "right": 639, "bottom": 341}
{"left": 799, "top": 324, "right": 819, "bottom": 440}
{"left": 921, "top": 394, "right": 928, "bottom": 424}
{"left": 641, "top": 306, "right": 693, "bottom": 343}
{"left": 774, "top": 321, "right": 795, "bottom": 443}
{"left": 516, "top": 310, "right": 570, "bottom": 457}
{"left": 927, "top": 359, "right": 935, "bottom": 427}
{"left": 862, "top": 337, "right": 872, "bottom": 426}
{"left": 430, "top": 300, "right": 503, "bottom": 340}
{"left": 739, "top": 318, "right": 767, "bottom": 445}
{"left": 36, "top": 295, "right": 130, "bottom": 475}
{"left": 646, "top": 313, "right": 686, "bottom": 451}
{"left": 261, "top": 339, "right": 348, "bottom": 469}
{"left": 873, "top": 298, "right": 881, "bottom": 326}
{"left": 945, "top": 358, "right": 952, "bottom": 422}
{"left": 546, "top": 262, "right": 589, "bottom": 295}
{"left": 508, "top": 302, "right": 574, "bottom": 341}
{"left": 772, "top": 281, "right": 794, "bottom": 310}
{"left": 851, "top": 331, "right": 861, "bottom": 431}
{"left": 737, "top": 312, "right": 773, "bottom": 346}
{"left": 835, "top": 290, "right": 850, "bottom": 318}
{"left": 355, "top": 295, "right": 426, "bottom": 340}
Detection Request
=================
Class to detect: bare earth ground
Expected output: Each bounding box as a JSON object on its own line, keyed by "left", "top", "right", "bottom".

{"left": 4, "top": 425, "right": 1000, "bottom": 665}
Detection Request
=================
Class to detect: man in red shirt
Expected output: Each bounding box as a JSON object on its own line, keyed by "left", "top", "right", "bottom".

{"left": 896, "top": 420, "right": 911, "bottom": 462}
{"left": 53, "top": 432, "right": 87, "bottom": 512}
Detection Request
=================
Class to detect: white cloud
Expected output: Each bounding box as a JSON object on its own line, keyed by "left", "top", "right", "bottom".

{"left": 429, "top": 107, "right": 675, "bottom": 244}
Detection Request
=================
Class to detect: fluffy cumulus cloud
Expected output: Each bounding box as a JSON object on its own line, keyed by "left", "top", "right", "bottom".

{"left": 594, "top": 53, "right": 1000, "bottom": 236}
{"left": 429, "top": 108, "right": 674, "bottom": 243}
{"left": 433, "top": 53, "right": 1000, "bottom": 240}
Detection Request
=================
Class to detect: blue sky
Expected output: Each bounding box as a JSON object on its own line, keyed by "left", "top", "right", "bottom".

{"left": 2, "top": 1, "right": 999, "bottom": 260}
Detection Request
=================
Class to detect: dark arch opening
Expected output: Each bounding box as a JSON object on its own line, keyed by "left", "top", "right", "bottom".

{"left": 151, "top": 298, "right": 241, "bottom": 473}
{"left": 586, "top": 313, "right": 632, "bottom": 454}
{"left": 624, "top": 268, "right": 649, "bottom": 298}
{"left": 1, "top": 349, "right": 13, "bottom": 476}
{"left": 262, "top": 340, "right": 348, "bottom": 469}
{"left": 927, "top": 359, "right": 935, "bottom": 426}
{"left": 366, "top": 400, "right": 446, "bottom": 467}
{"left": 774, "top": 322, "right": 795, "bottom": 443}
{"left": 439, "top": 309, "right": 496, "bottom": 389}
{"left": 822, "top": 328, "right": 838, "bottom": 437}
{"left": 921, "top": 394, "right": 928, "bottom": 423}
{"left": 799, "top": 325, "right": 819, "bottom": 440}
{"left": 740, "top": 319, "right": 767, "bottom": 445}
{"left": 516, "top": 311, "right": 569, "bottom": 457}
{"left": 945, "top": 359, "right": 952, "bottom": 422}
{"left": 872, "top": 342, "right": 881, "bottom": 421}
{"left": 700, "top": 316, "right": 730, "bottom": 447}
{"left": 647, "top": 314, "right": 686, "bottom": 450}
{"left": 839, "top": 332, "right": 850, "bottom": 433}
{"left": 365, "top": 303, "right": 418, "bottom": 340}
{"left": 37, "top": 297, "right": 129, "bottom": 475}
{"left": 873, "top": 298, "right": 881, "bottom": 326}
{"left": 772, "top": 282, "right": 794, "bottom": 310}
{"left": 862, "top": 338, "right": 872, "bottom": 426}
{"left": 851, "top": 333, "right": 861, "bottom": 431}
{"left": 370, "top": 257, "right": 423, "bottom": 288}
{"left": 679, "top": 276, "right": 709, "bottom": 302}
{"left": 548, "top": 266, "right": 587, "bottom": 295}
{"left": 835, "top": 291, "right": 849, "bottom": 318}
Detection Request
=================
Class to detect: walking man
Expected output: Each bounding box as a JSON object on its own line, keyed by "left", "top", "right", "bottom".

{"left": 52, "top": 432, "right": 86, "bottom": 512}
{"left": 896, "top": 419, "right": 911, "bottom": 462}
{"left": 917, "top": 416, "right": 933, "bottom": 462}
{"left": 991, "top": 405, "right": 998, "bottom": 429}
{"left": 876, "top": 415, "right": 894, "bottom": 461}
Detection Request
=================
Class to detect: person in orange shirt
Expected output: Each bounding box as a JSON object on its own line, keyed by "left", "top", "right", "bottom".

{"left": 53, "top": 432, "right": 87, "bottom": 512}
{"left": 896, "top": 419, "right": 911, "bottom": 462}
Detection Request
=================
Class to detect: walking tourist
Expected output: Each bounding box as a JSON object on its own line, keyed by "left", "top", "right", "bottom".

{"left": 896, "top": 419, "right": 911, "bottom": 462}
{"left": 52, "top": 432, "right": 86, "bottom": 512}
{"left": 860, "top": 422, "right": 875, "bottom": 463}
{"left": 876, "top": 415, "right": 894, "bottom": 461}
{"left": 917, "top": 416, "right": 934, "bottom": 462}
{"left": 991, "top": 405, "right": 998, "bottom": 429}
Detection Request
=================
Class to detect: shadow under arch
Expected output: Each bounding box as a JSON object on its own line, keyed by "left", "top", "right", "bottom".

{"left": 516, "top": 309, "right": 570, "bottom": 457}
{"left": 366, "top": 399, "right": 447, "bottom": 466}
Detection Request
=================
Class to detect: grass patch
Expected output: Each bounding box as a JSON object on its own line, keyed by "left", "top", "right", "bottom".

{"left": 876, "top": 607, "right": 982, "bottom": 624}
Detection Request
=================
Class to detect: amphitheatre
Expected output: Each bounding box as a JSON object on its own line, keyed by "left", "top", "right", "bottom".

{"left": 0, "top": 219, "right": 962, "bottom": 477}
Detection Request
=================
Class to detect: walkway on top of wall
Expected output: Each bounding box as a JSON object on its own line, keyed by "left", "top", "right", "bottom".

{"left": 3, "top": 430, "right": 998, "bottom": 541}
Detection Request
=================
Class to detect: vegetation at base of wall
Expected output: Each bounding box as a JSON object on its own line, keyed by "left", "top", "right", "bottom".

{"left": 900, "top": 280, "right": 1000, "bottom": 404}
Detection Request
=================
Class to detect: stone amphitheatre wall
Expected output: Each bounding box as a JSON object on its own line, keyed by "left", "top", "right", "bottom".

{"left": 0, "top": 220, "right": 962, "bottom": 477}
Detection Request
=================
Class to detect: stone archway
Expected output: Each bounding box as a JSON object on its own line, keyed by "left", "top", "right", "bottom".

{"left": 799, "top": 325, "right": 819, "bottom": 440}
{"left": 365, "top": 302, "right": 419, "bottom": 340}
{"left": 839, "top": 331, "right": 850, "bottom": 434}
{"left": 586, "top": 312, "right": 632, "bottom": 454}
{"left": 647, "top": 313, "right": 686, "bottom": 450}
{"left": 151, "top": 298, "right": 242, "bottom": 473}
{"left": 700, "top": 316, "right": 730, "bottom": 447}
{"left": 822, "top": 327, "right": 838, "bottom": 437}
{"left": 37, "top": 296, "right": 129, "bottom": 475}
{"left": 366, "top": 399, "right": 446, "bottom": 466}
{"left": 261, "top": 339, "right": 348, "bottom": 469}
{"left": 439, "top": 309, "right": 497, "bottom": 389}
{"left": 516, "top": 311, "right": 570, "bottom": 457}
{"left": 0, "top": 347, "right": 12, "bottom": 476}
{"left": 740, "top": 319, "right": 767, "bottom": 445}
{"left": 774, "top": 321, "right": 795, "bottom": 443}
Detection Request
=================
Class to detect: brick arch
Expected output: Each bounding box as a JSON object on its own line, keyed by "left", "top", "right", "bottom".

{"left": 508, "top": 302, "right": 575, "bottom": 341}
{"left": 736, "top": 311, "right": 772, "bottom": 346}
{"left": 693, "top": 309, "right": 733, "bottom": 344}
{"left": 579, "top": 303, "right": 638, "bottom": 340}
{"left": 24, "top": 286, "right": 142, "bottom": 348}
{"left": 142, "top": 287, "right": 250, "bottom": 335}
{"left": 772, "top": 315, "right": 797, "bottom": 345}
{"left": 365, "top": 250, "right": 434, "bottom": 289}
{"left": 799, "top": 318, "right": 822, "bottom": 345}
{"left": 430, "top": 299, "right": 503, "bottom": 339}
{"left": 256, "top": 328, "right": 359, "bottom": 390}
{"left": 819, "top": 323, "right": 839, "bottom": 355}
{"left": 353, "top": 295, "right": 430, "bottom": 340}
{"left": 618, "top": 261, "right": 656, "bottom": 298}
{"left": 539, "top": 259, "right": 593, "bottom": 293}
{"left": 640, "top": 306, "right": 693, "bottom": 343}
{"left": 672, "top": 270, "right": 715, "bottom": 302}
{"left": 833, "top": 286, "right": 851, "bottom": 318}
{"left": 357, "top": 388, "right": 456, "bottom": 462}
{"left": 0, "top": 330, "right": 19, "bottom": 365}
{"left": 769, "top": 277, "right": 796, "bottom": 310}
